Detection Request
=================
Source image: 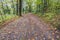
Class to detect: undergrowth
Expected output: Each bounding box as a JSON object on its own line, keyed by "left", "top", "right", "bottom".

{"left": 35, "top": 13, "right": 60, "bottom": 30}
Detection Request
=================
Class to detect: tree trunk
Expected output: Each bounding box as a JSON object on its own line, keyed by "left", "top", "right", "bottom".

{"left": 17, "top": 0, "right": 22, "bottom": 16}
{"left": 19, "top": 0, "right": 22, "bottom": 16}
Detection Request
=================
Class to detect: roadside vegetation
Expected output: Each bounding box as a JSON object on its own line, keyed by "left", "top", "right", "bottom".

{"left": 0, "top": 0, "right": 60, "bottom": 30}
{"left": 22, "top": 0, "right": 60, "bottom": 30}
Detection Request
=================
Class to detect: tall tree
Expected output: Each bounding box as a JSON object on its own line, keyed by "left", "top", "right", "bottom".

{"left": 35, "top": 0, "right": 41, "bottom": 13}
{"left": 41, "top": 0, "right": 49, "bottom": 14}
{"left": 17, "top": 0, "right": 22, "bottom": 16}
{"left": 18, "top": 0, "right": 22, "bottom": 16}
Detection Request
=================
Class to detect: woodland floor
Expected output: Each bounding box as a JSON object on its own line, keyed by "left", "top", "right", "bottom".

{"left": 0, "top": 13, "right": 60, "bottom": 40}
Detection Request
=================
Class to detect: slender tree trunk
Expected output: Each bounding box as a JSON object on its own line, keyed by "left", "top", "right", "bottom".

{"left": 18, "top": 0, "right": 22, "bottom": 16}
{"left": 17, "top": 0, "right": 18, "bottom": 15}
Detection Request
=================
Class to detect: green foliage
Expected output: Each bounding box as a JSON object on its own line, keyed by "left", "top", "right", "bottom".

{"left": 0, "top": 0, "right": 17, "bottom": 24}
{"left": 0, "top": 0, "right": 60, "bottom": 30}
{"left": 36, "top": 13, "right": 60, "bottom": 30}
{"left": 0, "top": 14, "right": 16, "bottom": 23}
{"left": 22, "top": 0, "right": 60, "bottom": 30}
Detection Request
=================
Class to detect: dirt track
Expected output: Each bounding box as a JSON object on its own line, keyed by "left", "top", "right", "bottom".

{"left": 0, "top": 13, "right": 60, "bottom": 40}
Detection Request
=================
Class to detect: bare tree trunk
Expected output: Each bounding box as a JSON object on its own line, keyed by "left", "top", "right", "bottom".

{"left": 18, "top": 0, "right": 22, "bottom": 16}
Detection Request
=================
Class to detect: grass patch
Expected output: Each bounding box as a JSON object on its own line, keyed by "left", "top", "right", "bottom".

{"left": 0, "top": 14, "right": 18, "bottom": 25}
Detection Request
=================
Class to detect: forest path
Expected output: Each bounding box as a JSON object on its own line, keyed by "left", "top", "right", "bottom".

{"left": 0, "top": 13, "right": 60, "bottom": 40}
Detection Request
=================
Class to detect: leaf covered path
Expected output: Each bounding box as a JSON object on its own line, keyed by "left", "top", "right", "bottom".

{"left": 0, "top": 13, "right": 60, "bottom": 40}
